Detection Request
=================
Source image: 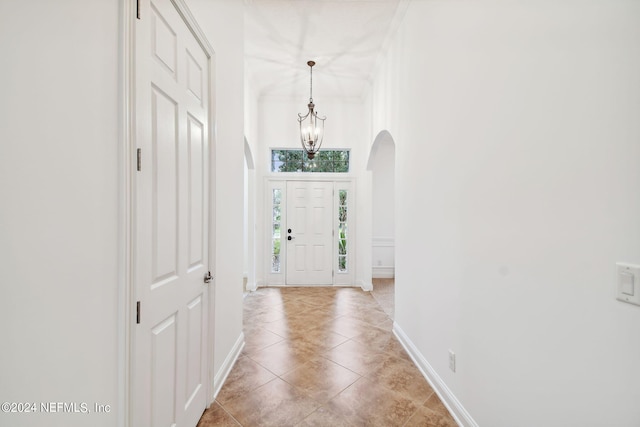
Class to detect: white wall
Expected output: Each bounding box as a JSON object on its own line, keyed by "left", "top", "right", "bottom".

{"left": 185, "top": 0, "right": 245, "bottom": 389}
{"left": 0, "top": 2, "right": 245, "bottom": 425}
{"left": 0, "top": 1, "right": 120, "bottom": 426}
{"left": 258, "top": 96, "right": 364, "bottom": 156}
{"left": 372, "top": 1, "right": 640, "bottom": 426}
{"left": 371, "top": 141, "right": 395, "bottom": 239}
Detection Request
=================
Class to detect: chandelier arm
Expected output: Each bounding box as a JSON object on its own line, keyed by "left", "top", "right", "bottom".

{"left": 298, "top": 111, "right": 311, "bottom": 121}
{"left": 312, "top": 111, "right": 326, "bottom": 120}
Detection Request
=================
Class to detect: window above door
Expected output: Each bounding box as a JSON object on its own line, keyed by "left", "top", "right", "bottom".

{"left": 271, "top": 149, "right": 349, "bottom": 173}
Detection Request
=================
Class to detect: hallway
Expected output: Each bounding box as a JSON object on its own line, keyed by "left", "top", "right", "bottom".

{"left": 197, "top": 282, "right": 457, "bottom": 426}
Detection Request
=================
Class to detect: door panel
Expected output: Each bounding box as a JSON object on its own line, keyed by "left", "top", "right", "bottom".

{"left": 187, "top": 115, "right": 205, "bottom": 270}
{"left": 151, "top": 87, "right": 179, "bottom": 285}
{"left": 151, "top": 314, "right": 178, "bottom": 426}
{"left": 185, "top": 295, "right": 203, "bottom": 406}
{"left": 186, "top": 51, "right": 203, "bottom": 103}
{"left": 151, "top": 4, "right": 177, "bottom": 76}
{"left": 313, "top": 245, "right": 325, "bottom": 271}
{"left": 286, "top": 181, "right": 333, "bottom": 285}
{"left": 135, "top": 0, "right": 210, "bottom": 425}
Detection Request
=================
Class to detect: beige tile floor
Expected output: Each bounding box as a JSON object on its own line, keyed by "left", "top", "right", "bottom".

{"left": 197, "top": 280, "right": 457, "bottom": 427}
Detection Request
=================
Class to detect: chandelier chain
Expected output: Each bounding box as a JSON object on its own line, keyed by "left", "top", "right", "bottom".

{"left": 309, "top": 64, "right": 313, "bottom": 102}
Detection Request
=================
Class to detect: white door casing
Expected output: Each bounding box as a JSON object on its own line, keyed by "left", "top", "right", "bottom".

{"left": 285, "top": 181, "right": 334, "bottom": 285}
{"left": 133, "top": 0, "right": 211, "bottom": 425}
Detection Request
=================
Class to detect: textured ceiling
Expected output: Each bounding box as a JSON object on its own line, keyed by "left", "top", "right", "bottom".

{"left": 245, "top": 0, "right": 403, "bottom": 99}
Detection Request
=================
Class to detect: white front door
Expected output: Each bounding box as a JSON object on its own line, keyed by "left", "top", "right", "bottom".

{"left": 286, "top": 181, "right": 334, "bottom": 285}
{"left": 134, "top": 0, "right": 211, "bottom": 425}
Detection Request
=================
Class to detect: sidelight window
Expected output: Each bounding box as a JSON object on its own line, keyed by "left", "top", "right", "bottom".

{"left": 271, "top": 189, "right": 282, "bottom": 273}
{"left": 338, "top": 189, "right": 348, "bottom": 272}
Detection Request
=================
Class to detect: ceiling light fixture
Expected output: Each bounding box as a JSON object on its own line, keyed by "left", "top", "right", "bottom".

{"left": 298, "top": 60, "right": 326, "bottom": 160}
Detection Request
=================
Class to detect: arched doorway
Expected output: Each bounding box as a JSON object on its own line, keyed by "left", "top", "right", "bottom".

{"left": 366, "top": 130, "right": 396, "bottom": 317}
{"left": 367, "top": 131, "right": 396, "bottom": 278}
{"left": 243, "top": 137, "right": 256, "bottom": 292}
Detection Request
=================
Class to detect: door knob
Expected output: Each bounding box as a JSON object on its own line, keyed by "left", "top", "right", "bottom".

{"left": 288, "top": 228, "right": 292, "bottom": 233}
{"left": 204, "top": 271, "right": 213, "bottom": 283}
{"left": 287, "top": 236, "right": 294, "bottom": 241}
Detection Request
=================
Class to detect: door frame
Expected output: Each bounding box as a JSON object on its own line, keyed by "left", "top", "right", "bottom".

{"left": 122, "top": 0, "right": 217, "bottom": 425}
{"left": 264, "top": 176, "right": 355, "bottom": 287}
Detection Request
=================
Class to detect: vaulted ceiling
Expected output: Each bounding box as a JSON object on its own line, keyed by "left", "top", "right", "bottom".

{"left": 244, "top": 0, "right": 403, "bottom": 100}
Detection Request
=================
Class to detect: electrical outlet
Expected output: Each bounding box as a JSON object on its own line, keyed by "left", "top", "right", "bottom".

{"left": 449, "top": 350, "right": 456, "bottom": 372}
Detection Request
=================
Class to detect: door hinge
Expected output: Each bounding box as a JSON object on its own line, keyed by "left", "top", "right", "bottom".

{"left": 136, "top": 301, "right": 141, "bottom": 324}
{"left": 332, "top": 270, "right": 335, "bottom": 277}
{"left": 137, "top": 148, "right": 141, "bottom": 171}
{"left": 136, "top": 0, "right": 141, "bottom": 19}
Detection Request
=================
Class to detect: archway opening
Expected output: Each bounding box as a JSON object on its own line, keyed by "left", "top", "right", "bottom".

{"left": 243, "top": 137, "right": 256, "bottom": 292}
{"left": 367, "top": 130, "right": 396, "bottom": 317}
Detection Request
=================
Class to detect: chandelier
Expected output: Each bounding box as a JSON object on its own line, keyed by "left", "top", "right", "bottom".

{"left": 297, "top": 61, "right": 326, "bottom": 159}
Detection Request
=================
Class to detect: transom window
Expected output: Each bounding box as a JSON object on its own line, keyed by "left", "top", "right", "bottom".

{"left": 271, "top": 149, "right": 349, "bottom": 173}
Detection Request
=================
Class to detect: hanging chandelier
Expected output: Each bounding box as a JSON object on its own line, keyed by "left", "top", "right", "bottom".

{"left": 298, "top": 60, "right": 326, "bottom": 160}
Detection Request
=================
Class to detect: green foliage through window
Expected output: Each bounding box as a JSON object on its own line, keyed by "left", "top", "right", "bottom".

{"left": 338, "top": 189, "right": 348, "bottom": 272}
{"left": 271, "top": 189, "right": 282, "bottom": 273}
{"left": 271, "top": 150, "right": 349, "bottom": 173}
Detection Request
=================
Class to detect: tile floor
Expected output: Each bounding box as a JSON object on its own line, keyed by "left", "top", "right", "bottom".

{"left": 197, "top": 280, "right": 457, "bottom": 427}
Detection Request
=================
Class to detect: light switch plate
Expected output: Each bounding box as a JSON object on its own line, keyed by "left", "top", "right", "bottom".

{"left": 616, "top": 263, "right": 640, "bottom": 307}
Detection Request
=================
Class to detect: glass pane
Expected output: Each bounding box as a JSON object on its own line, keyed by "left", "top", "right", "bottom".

{"left": 339, "top": 223, "right": 347, "bottom": 238}
{"left": 273, "top": 223, "right": 281, "bottom": 239}
{"left": 339, "top": 190, "right": 347, "bottom": 206}
{"left": 272, "top": 254, "right": 280, "bottom": 273}
{"left": 272, "top": 239, "right": 280, "bottom": 255}
{"left": 319, "top": 160, "right": 334, "bottom": 173}
{"left": 273, "top": 189, "right": 281, "bottom": 205}
{"left": 273, "top": 206, "right": 281, "bottom": 222}
{"left": 334, "top": 161, "right": 349, "bottom": 173}
{"left": 339, "top": 206, "right": 347, "bottom": 222}
{"left": 338, "top": 256, "right": 347, "bottom": 272}
{"left": 339, "top": 237, "right": 347, "bottom": 255}
{"left": 303, "top": 156, "right": 317, "bottom": 172}
{"left": 287, "top": 150, "right": 303, "bottom": 169}
{"left": 317, "top": 151, "right": 332, "bottom": 162}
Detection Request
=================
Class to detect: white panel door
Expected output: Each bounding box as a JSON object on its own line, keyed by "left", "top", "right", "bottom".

{"left": 134, "top": 0, "right": 210, "bottom": 426}
{"left": 286, "top": 181, "right": 334, "bottom": 285}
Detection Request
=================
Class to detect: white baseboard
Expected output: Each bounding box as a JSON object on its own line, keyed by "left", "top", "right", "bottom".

{"left": 393, "top": 323, "right": 478, "bottom": 427}
{"left": 372, "top": 266, "right": 395, "bottom": 278}
{"left": 357, "top": 279, "right": 373, "bottom": 292}
{"left": 212, "top": 332, "right": 245, "bottom": 400}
